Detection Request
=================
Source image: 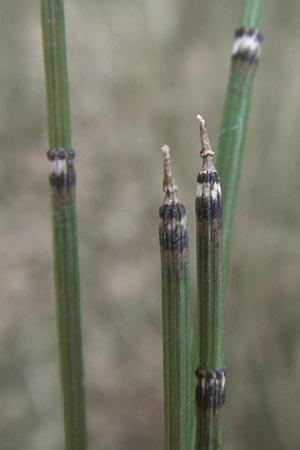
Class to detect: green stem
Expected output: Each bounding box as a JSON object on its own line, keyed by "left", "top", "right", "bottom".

{"left": 194, "top": 116, "right": 225, "bottom": 450}
{"left": 189, "top": 3, "right": 265, "bottom": 449}
{"left": 159, "top": 146, "right": 191, "bottom": 450}
{"left": 41, "top": 0, "right": 71, "bottom": 149}
{"left": 216, "top": 0, "right": 265, "bottom": 278}
{"left": 40, "top": 1, "right": 87, "bottom": 449}
{"left": 240, "top": 0, "right": 265, "bottom": 28}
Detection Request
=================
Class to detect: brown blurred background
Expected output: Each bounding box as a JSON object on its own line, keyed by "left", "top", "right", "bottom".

{"left": 1, "top": 0, "right": 300, "bottom": 449}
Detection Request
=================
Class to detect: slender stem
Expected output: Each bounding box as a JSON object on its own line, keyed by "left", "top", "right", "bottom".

{"left": 189, "top": 3, "right": 265, "bottom": 449}
{"left": 41, "top": 0, "right": 71, "bottom": 149}
{"left": 194, "top": 116, "right": 226, "bottom": 450}
{"left": 240, "top": 0, "right": 265, "bottom": 28}
{"left": 40, "top": 1, "right": 87, "bottom": 449}
{"left": 196, "top": 116, "right": 223, "bottom": 371}
{"left": 216, "top": 0, "right": 265, "bottom": 279}
{"left": 159, "top": 146, "right": 191, "bottom": 450}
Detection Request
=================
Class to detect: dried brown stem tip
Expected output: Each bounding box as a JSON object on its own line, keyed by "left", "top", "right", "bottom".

{"left": 161, "top": 145, "right": 179, "bottom": 205}
{"left": 196, "top": 114, "right": 216, "bottom": 173}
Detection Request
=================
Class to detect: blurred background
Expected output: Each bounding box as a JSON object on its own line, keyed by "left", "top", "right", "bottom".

{"left": 1, "top": 0, "right": 300, "bottom": 449}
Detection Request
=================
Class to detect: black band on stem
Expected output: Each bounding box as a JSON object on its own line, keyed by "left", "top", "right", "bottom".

{"left": 195, "top": 368, "right": 227, "bottom": 409}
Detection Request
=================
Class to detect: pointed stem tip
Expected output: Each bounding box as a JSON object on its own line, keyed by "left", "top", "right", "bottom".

{"left": 161, "top": 145, "right": 179, "bottom": 205}
{"left": 196, "top": 114, "right": 215, "bottom": 159}
{"left": 196, "top": 114, "right": 216, "bottom": 172}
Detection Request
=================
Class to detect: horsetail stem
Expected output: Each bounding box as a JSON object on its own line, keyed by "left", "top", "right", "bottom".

{"left": 159, "top": 145, "right": 191, "bottom": 450}
{"left": 240, "top": 0, "right": 265, "bottom": 28}
{"left": 217, "top": 0, "right": 265, "bottom": 278}
{"left": 40, "top": 0, "right": 71, "bottom": 149}
{"left": 41, "top": 1, "right": 87, "bottom": 449}
{"left": 195, "top": 115, "right": 226, "bottom": 450}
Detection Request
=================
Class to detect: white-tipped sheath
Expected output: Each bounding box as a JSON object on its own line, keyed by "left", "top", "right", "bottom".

{"left": 159, "top": 145, "right": 191, "bottom": 450}
{"left": 195, "top": 115, "right": 225, "bottom": 450}
{"left": 232, "top": 28, "right": 262, "bottom": 58}
{"left": 231, "top": 27, "right": 263, "bottom": 67}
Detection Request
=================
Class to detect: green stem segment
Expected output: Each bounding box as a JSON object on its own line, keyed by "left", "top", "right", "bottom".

{"left": 159, "top": 146, "right": 191, "bottom": 450}
{"left": 190, "top": 3, "right": 264, "bottom": 448}
{"left": 41, "top": 0, "right": 71, "bottom": 149}
{"left": 240, "top": 0, "right": 265, "bottom": 28}
{"left": 217, "top": 1, "right": 264, "bottom": 278}
{"left": 41, "top": 1, "right": 86, "bottom": 449}
{"left": 195, "top": 116, "right": 225, "bottom": 450}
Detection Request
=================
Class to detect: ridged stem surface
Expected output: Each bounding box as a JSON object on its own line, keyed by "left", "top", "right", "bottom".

{"left": 194, "top": 117, "right": 225, "bottom": 450}
{"left": 41, "top": 0, "right": 71, "bottom": 149}
{"left": 40, "top": 1, "right": 86, "bottom": 449}
{"left": 159, "top": 146, "right": 191, "bottom": 450}
{"left": 216, "top": 0, "right": 265, "bottom": 278}
{"left": 190, "top": 3, "right": 265, "bottom": 449}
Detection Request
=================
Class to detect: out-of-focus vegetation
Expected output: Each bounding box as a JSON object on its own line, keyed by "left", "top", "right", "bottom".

{"left": 1, "top": 1, "right": 300, "bottom": 449}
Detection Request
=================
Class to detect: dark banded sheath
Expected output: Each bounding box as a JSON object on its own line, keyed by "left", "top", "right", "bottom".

{"left": 159, "top": 146, "right": 191, "bottom": 450}
{"left": 195, "top": 116, "right": 226, "bottom": 450}
{"left": 217, "top": 22, "right": 264, "bottom": 276}
{"left": 41, "top": 1, "right": 86, "bottom": 449}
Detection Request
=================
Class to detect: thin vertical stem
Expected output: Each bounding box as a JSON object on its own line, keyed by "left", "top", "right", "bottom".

{"left": 195, "top": 116, "right": 226, "bottom": 450}
{"left": 159, "top": 146, "right": 191, "bottom": 450}
{"left": 240, "top": 0, "right": 265, "bottom": 28}
{"left": 216, "top": 0, "right": 265, "bottom": 278}
{"left": 189, "top": 3, "right": 265, "bottom": 449}
{"left": 41, "top": 0, "right": 71, "bottom": 149}
{"left": 196, "top": 116, "right": 224, "bottom": 371}
{"left": 40, "top": 1, "right": 87, "bottom": 449}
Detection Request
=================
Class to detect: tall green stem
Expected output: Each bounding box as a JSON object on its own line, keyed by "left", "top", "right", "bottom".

{"left": 41, "top": 0, "right": 71, "bottom": 149}
{"left": 216, "top": 0, "right": 265, "bottom": 278}
{"left": 159, "top": 146, "right": 191, "bottom": 450}
{"left": 40, "top": 1, "right": 87, "bottom": 449}
{"left": 240, "top": 0, "right": 265, "bottom": 28}
{"left": 194, "top": 116, "right": 225, "bottom": 450}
